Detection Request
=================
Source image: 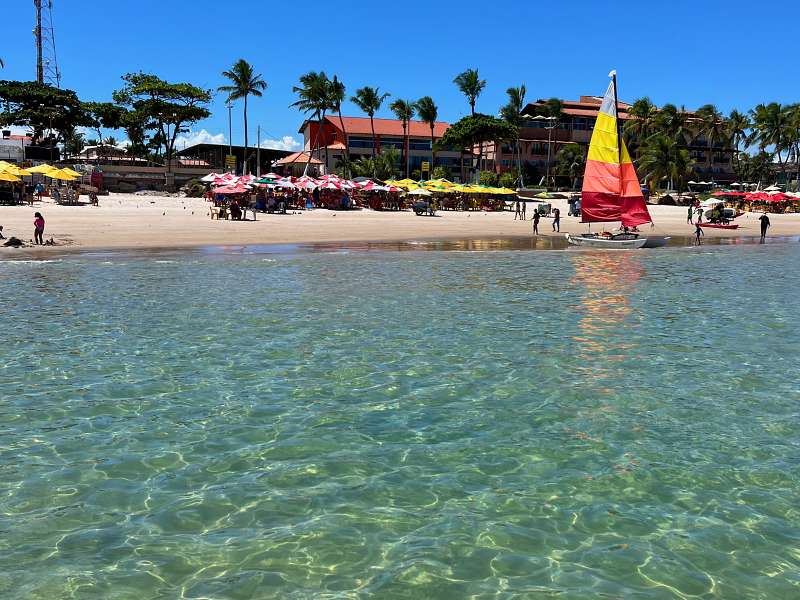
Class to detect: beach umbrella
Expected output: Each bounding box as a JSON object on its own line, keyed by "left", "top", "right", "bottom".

{"left": 48, "top": 168, "right": 78, "bottom": 181}
{"left": 213, "top": 183, "right": 249, "bottom": 194}
{"left": 407, "top": 187, "right": 432, "bottom": 196}
{"left": 200, "top": 173, "right": 219, "bottom": 183}
{"left": 764, "top": 184, "right": 781, "bottom": 192}
{"left": 59, "top": 167, "right": 83, "bottom": 177}
{"left": 495, "top": 187, "right": 517, "bottom": 195}
{"left": 26, "top": 163, "right": 57, "bottom": 174}
{"left": 318, "top": 181, "right": 341, "bottom": 190}
{"left": 0, "top": 172, "right": 21, "bottom": 183}
{"left": 0, "top": 164, "right": 32, "bottom": 177}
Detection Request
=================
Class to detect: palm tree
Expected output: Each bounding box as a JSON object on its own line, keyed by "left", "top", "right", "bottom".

{"left": 329, "top": 75, "right": 349, "bottom": 177}
{"left": 454, "top": 69, "right": 486, "bottom": 177}
{"left": 218, "top": 59, "right": 267, "bottom": 174}
{"left": 653, "top": 104, "right": 692, "bottom": 145}
{"left": 389, "top": 99, "right": 415, "bottom": 178}
{"left": 414, "top": 96, "right": 438, "bottom": 179}
{"left": 501, "top": 84, "right": 526, "bottom": 187}
{"left": 750, "top": 102, "right": 791, "bottom": 184}
{"left": 453, "top": 69, "right": 486, "bottom": 115}
{"left": 695, "top": 104, "right": 727, "bottom": 180}
{"left": 727, "top": 109, "right": 750, "bottom": 183}
{"left": 623, "top": 97, "right": 658, "bottom": 153}
{"left": 555, "top": 144, "right": 586, "bottom": 190}
{"left": 351, "top": 86, "right": 390, "bottom": 161}
{"left": 638, "top": 134, "right": 694, "bottom": 192}
{"left": 291, "top": 71, "right": 332, "bottom": 174}
{"left": 786, "top": 104, "right": 800, "bottom": 190}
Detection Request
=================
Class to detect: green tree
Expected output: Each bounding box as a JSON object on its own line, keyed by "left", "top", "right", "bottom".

{"left": 750, "top": 102, "right": 791, "bottom": 184}
{"left": 530, "top": 98, "right": 564, "bottom": 187}
{"left": 0, "top": 80, "right": 90, "bottom": 146}
{"left": 62, "top": 127, "right": 85, "bottom": 158}
{"left": 653, "top": 103, "right": 692, "bottom": 145}
{"left": 637, "top": 134, "right": 694, "bottom": 192}
{"left": 113, "top": 73, "right": 211, "bottom": 170}
{"left": 389, "top": 99, "right": 415, "bottom": 178}
{"left": 737, "top": 151, "right": 773, "bottom": 186}
{"left": 498, "top": 171, "right": 517, "bottom": 189}
{"left": 350, "top": 147, "right": 400, "bottom": 180}
{"left": 414, "top": 96, "right": 439, "bottom": 176}
{"left": 623, "top": 97, "right": 658, "bottom": 154}
{"left": 351, "top": 86, "right": 390, "bottom": 162}
{"left": 695, "top": 104, "right": 728, "bottom": 179}
{"left": 555, "top": 144, "right": 586, "bottom": 190}
{"left": 453, "top": 69, "right": 487, "bottom": 176}
{"left": 439, "top": 114, "right": 517, "bottom": 183}
{"left": 501, "top": 84, "right": 526, "bottom": 187}
{"left": 291, "top": 71, "right": 333, "bottom": 174}
{"left": 453, "top": 68, "right": 486, "bottom": 115}
{"left": 432, "top": 165, "right": 449, "bottom": 180}
{"left": 83, "top": 101, "right": 127, "bottom": 161}
{"left": 727, "top": 109, "right": 750, "bottom": 182}
{"left": 218, "top": 59, "right": 267, "bottom": 174}
{"left": 479, "top": 170, "right": 499, "bottom": 186}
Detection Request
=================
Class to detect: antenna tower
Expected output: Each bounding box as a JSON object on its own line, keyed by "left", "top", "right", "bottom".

{"left": 34, "top": 0, "right": 61, "bottom": 87}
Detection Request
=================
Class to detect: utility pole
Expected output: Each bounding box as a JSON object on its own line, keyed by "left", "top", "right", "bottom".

{"left": 257, "top": 125, "right": 261, "bottom": 178}
{"left": 34, "top": 0, "right": 44, "bottom": 83}
{"left": 227, "top": 102, "right": 233, "bottom": 173}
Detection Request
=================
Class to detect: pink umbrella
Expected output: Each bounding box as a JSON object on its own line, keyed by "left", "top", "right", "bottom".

{"left": 213, "top": 184, "right": 249, "bottom": 194}
{"left": 318, "top": 181, "right": 341, "bottom": 190}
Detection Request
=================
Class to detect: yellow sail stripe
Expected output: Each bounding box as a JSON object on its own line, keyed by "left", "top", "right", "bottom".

{"left": 586, "top": 112, "right": 633, "bottom": 165}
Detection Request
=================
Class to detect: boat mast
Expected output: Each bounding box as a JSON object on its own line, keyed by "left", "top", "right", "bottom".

{"left": 611, "top": 71, "right": 623, "bottom": 199}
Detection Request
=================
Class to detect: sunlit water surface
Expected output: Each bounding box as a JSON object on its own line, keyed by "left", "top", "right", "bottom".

{"left": 1, "top": 243, "right": 799, "bottom": 599}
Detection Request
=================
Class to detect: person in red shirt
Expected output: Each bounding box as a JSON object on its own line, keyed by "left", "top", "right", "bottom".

{"left": 33, "top": 212, "right": 45, "bottom": 245}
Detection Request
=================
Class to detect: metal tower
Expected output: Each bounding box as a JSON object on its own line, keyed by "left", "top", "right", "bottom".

{"left": 34, "top": 0, "right": 61, "bottom": 87}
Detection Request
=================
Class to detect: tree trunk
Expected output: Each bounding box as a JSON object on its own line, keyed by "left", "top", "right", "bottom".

{"left": 303, "top": 110, "right": 323, "bottom": 177}
{"left": 370, "top": 116, "right": 377, "bottom": 159}
{"left": 402, "top": 122, "right": 408, "bottom": 178}
{"left": 243, "top": 95, "right": 249, "bottom": 174}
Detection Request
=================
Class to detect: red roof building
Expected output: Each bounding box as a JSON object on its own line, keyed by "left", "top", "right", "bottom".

{"left": 299, "top": 115, "right": 469, "bottom": 180}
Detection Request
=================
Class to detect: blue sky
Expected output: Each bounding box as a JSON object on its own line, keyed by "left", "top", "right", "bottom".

{"left": 3, "top": 0, "right": 799, "bottom": 150}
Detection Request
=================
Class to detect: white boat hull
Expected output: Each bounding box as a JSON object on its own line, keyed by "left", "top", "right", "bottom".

{"left": 565, "top": 233, "right": 648, "bottom": 249}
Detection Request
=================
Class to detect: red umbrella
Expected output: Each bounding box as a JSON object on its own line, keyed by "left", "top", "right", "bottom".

{"left": 213, "top": 184, "right": 248, "bottom": 194}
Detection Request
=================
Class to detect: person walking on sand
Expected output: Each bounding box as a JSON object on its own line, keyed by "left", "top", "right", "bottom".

{"left": 532, "top": 211, "right": 540, "bottom": 235}
{"left": 552, "top": 207, "right": 561, "bottom": 232}
{"left": 33, "top": 212, "right": 45, "bottom": 245}
{"left": 695, "top": 222, "right": 704, "bottom": 246}
{"left": 759, "top": 212, "right": 771, "bottom": 242}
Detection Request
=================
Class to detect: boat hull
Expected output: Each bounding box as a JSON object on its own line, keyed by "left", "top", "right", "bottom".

{"left": 565, "top": 233, "right": 648, "bottom": 249}
{"left": 642, "top": 236, "right": 671, "bottom": 248}
{"left": 697, "top": 223, "right": 740, "bottom": 230}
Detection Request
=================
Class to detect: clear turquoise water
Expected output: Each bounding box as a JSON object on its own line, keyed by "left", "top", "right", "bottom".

{"left": 1, "top": 243, "right": 799, "bottom": 599}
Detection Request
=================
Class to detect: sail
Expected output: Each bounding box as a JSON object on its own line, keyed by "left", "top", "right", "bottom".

{"left": 581, "top": 76, "right": 651, "bottom": 227}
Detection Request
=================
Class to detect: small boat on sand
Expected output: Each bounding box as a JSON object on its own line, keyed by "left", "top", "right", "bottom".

{"left": 697, "top": 223, "right": 740, "bottom": 230}
{"left": 566, "top": 232, "right": 646, "bottom": 249}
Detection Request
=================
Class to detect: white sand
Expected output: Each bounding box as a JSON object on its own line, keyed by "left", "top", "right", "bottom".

{"left": 1, "top": 193, "right": 798, "bottom": 254}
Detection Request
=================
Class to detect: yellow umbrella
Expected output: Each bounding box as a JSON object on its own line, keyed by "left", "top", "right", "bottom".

{"left": 0, "top": 172, "right": 22, "bottom": 183}
{"left": 496, "top": 187, "right": 517, "bottom": 195}
{"left": 48, "top": 168, "right": 78, "bottom": 181}
{"left": 26, "top": 163, "right": 57, "bottom": 174}
{"left": 0, "top": 164, "right": 32, "bottom": 177}
{"left": 59, "top": 167, "right": 83, "bottom": 177}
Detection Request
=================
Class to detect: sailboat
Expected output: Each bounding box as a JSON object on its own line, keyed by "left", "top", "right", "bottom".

{"left": 566, "top": 71, "right": 664, "bottom": 249}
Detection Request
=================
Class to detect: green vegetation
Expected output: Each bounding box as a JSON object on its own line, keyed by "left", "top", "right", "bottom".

{"left": 351, "top": 86, "right": 390, "bottom": 162}
{"left": 218, "top": 59, "right": 267, "bottom": 173}
{"left": 389, "top": 99, "right": 415, "bottom": 178}
{"left": 414, "top": 96, "right": 439, "bottom": 176}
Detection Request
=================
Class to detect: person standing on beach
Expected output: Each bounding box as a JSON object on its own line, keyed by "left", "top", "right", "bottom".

{"left": 695, "top": 223, "right": 704, "bottom": 246}
{"left": 532, "top": 211, "right": 540, "bottom": 235}
{"left": 33, "top": 212, "right": 45, "bottom": 245}
{"left": 552, "top": 207, "right": 561, "bottom": 232}
{"left": 695, "top": 206, "right": 703, "bottom": 223}
{"left": 520, "top": 201, "right": 526, "bottom": 220}
{"left": 687, "top": 205, "right": 694, "bottom": 224}
{"left": 514, "top": 201, "right": 521, "bottom": 220}
{"left": 759, "top": 213, "right": 771, "bottom": 241}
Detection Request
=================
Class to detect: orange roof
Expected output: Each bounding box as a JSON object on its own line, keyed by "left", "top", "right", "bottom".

{"left": 325, "top": 142, "right": 347, "bottom": 150}
{"left": 323, "top": 116, "right": 449, "bottom": 138}
{"left": 274, "top": 151, "right": 323, "bottom": 165}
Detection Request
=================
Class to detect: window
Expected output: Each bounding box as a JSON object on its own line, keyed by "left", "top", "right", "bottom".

{"left": 409, "top": 139, "right": 431, "bottom": 151}
{"left": 379, "top": 138, "right": 403, "bottom": 150}
{"left": 348, "top": 136, "right": 374, "bottom": 149}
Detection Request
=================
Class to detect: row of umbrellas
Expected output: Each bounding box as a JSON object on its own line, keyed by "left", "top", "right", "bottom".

{"left": 205, "top": 173, "right": 403, "bottom": 195}
{"left": 386, "top": 178, "right": 517, "bottom": 196}
{"left": 712, "top": 190, "right": 800, "bottom": 203}
{"left": 0, "top": 161, "right": 82, "bottom": 183}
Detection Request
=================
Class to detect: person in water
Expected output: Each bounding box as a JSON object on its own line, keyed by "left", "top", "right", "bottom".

{"left": 552, "top": 207, "right": 561, "bottom": 232}
{"left": 759, "top": 212, "right": 771, "bottom": 241}
{"left": 695, "top": 223, "right": 704, "bottom": 246}
{"left": 33, "top": 212, "right": 45, "bottom": 245}
{"left": 532, "top": 211, "right": 540, "bottom": 235}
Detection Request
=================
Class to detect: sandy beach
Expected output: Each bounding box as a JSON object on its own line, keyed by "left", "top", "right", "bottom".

{"left": 1, "top": 193, "right": 799, "bottom": 254}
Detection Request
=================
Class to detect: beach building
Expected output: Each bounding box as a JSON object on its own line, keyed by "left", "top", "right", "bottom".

{"left": 299, "top": 116, "right": 468, "bottom": 180}
{"left": 176, "top": 143, "right": 292, "bottom": 175}
{"left": 484, "top": 95, "right": 736, "bottom": 184}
